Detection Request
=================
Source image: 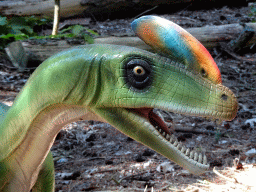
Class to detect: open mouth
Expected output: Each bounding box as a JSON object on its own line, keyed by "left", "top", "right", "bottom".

{"left": 128, "top": 107, "right": 209, "bottom": 172}
{"left": 130, "top": 108, "right": 172, "bottom": 135}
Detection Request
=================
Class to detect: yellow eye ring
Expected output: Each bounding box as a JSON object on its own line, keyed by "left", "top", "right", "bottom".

{"left": 133, "top": 66, "right": 145, "bottom": 75}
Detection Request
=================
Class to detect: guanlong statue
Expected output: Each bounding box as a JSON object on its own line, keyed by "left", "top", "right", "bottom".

{"left": 0, "top": 16, "right": 237, "bottom": 191}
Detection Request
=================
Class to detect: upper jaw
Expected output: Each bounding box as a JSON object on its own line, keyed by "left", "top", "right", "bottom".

{"left": 126, "top": 88, "right": 237, "bottom": 174}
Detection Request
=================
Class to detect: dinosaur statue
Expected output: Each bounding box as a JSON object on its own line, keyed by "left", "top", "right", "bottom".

{"left": 0, "top": 16, "right": 237, "bottom": 191}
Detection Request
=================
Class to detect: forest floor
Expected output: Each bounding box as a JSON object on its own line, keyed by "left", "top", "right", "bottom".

{"left": 0, "top": 5, "right": 256, "bottom": 192}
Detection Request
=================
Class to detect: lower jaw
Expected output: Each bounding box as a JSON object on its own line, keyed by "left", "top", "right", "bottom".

{"left": 127, "top": 107, "right": 209, "bottom": 174}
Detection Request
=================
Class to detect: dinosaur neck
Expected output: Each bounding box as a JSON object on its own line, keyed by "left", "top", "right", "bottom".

{"left": 0, "top": 47, "right": 104, "bottom": 158}
{"left": 5, "top": 104, "right": 104, "bottom": 190}
{"left": 0, "top": 47, "right": 107, "bottom": 190}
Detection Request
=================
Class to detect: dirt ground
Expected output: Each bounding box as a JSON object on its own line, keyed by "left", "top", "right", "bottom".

{"left": 0, "top": 5, "right": 256, "bottom": 192}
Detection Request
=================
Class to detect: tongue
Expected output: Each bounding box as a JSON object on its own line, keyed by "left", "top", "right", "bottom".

{"left": 131, "top": 108, "right": 172, "bottom": 134}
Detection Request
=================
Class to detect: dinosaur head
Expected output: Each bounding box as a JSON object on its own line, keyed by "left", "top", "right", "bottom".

{"left": 88, "top": 44, "right": 237, "bottom": 175}
{"left": 0, "top": 43, "right": 237, "bottom": 176}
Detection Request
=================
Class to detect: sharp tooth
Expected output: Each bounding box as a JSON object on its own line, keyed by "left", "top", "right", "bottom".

{"left": 166, "top": 134, "right": 170, "bottom": 140}
{"left": 177, "top": 144, "right": 182, "bottom": 150}
{"left": 203, "top": 155, "right": 207, "bottom": 165}
{"left": 181, "top": 147, "right": 186, "bottom": 153}
{"left": 170, "top": 135, "right": 175, "bottom": 143}
{"left": 173, "top": 141, "right": 178, "bottom": 147}
{"left": 185, "top": 149, "right": 190, "bottom": 156}
{"left": 190, "top": 151, "right": 194, "bottom": 159}
{"left": 162, "top": 132, "right": 166, "bottom": 137}
{"left": 198, "top": 153, "right": 203, "bottom": 163}
{"left": 194, "top": 152, "right": 198, "bottom": 161}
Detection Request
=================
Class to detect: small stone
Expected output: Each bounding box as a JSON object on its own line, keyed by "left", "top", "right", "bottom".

{"left": 56, "top": 172, "right": 80, "bottom": 180}
{"left": 57, "top": 158, "right": 68, "bottom": 163}
{"left": 245, "top": 148, "right": 256, "bottom": 157}
{"left": 245, "top": 118, "right": 256, "bottom": 128}
{"left": 156, "top": 162, "right": 174, "bottom": 173}
{"left": 177, "top": 169, "right": 191, "bottom": 176}
{"left": 218, "top": 140, "right": 228, "bottom": 144}
{"left": 62, "top": 171, "right": 80, "bottom": 180}
{"left": 143, "top": 160, "right": 152, "bottom": 169}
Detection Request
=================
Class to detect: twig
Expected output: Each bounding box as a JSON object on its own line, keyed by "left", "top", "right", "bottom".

{"left": 220, "top": 44, "right": 256, "bottom": 64}
{"left": 52, "top": 0, "right": 60, "bottom": 36}
{"left": 213, "top": 167, "right": 238, "bottom": 183}
{"left": 158, "top": 184, "right": 171, "bottom": 191}
{"left": 144, "top": 185, "right": 148, "bottom": 192}
{"left": 112, "top": 171, "right": 149, "bottom": 185}
{"left": 0, "top": 63, "right": 36, "bottom": 71}
{"left": 54, "top": 157, "right": 106, "bottom": 167}
{"left": 178, "top": 3, "right": 192, "bottom": 15}
{"left": 173, "top": 125, "right": 226, "bottom": 136}
{"left": 133, "top": 6, "right": 158, "bottom": 19}
{"left": 228, "top": 25, "right": 255, "bottom": 52}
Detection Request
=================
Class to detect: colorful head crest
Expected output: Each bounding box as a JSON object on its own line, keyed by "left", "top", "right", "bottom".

{"left": 132, "top": 16, "right": 222, "bottom": 84}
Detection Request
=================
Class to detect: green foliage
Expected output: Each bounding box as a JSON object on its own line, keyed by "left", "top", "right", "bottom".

{"left": 29, "top": 25, "right": 98, "bottom": 44}
{"left": 248, "top": 2, "right": 256, "bottom": 22}
{"left": 0, "top": 16, "right": 51, "bottom": 50}
{"left": 0, "top": 16, "right": 98, "bottom": 50}
{"left": 58, "top": 24, "right": 98, "bottom": 44}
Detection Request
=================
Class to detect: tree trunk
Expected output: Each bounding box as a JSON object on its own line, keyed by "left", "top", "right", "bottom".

{"left": 0, "top": 0, "right": 193, "bottom": 18}
{"left": 5, "top": 22, "right": 256, "bottom": 69}
{"left": 20, "top": 23, "right": 256, "bottom": 60}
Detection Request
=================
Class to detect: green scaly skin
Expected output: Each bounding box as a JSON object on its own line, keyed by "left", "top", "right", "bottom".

{"left": 0, "top": 44, "right": 237, "bottom": 191}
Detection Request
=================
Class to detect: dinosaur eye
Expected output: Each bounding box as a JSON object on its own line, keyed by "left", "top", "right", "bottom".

{"left": 133, "top": 66, "right": 145, "bottom": 75}
{"left": 124, "top": 59, "right": 152, "bottom": 90}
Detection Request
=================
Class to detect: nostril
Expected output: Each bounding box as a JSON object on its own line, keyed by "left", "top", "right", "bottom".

{"left": 221, "top": 94, "right": 228, "bottom": 101}
{"left": 200, "top": 68, "right": 207, "bottom": 77}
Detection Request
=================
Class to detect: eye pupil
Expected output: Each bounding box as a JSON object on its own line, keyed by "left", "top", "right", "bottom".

{"left": 134, "top": 66, "right": 145, "bottom": 75}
